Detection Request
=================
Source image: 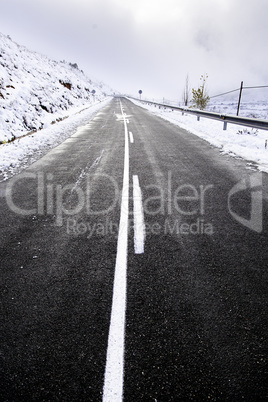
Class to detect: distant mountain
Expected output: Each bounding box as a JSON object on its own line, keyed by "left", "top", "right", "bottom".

{"left": 0, "top": 33, "right": 115, "bottom": 141}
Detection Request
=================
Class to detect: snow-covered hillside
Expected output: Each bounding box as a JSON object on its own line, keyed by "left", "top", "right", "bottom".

{"left": 0, "top": 32, "right": 115, "bottom": 142}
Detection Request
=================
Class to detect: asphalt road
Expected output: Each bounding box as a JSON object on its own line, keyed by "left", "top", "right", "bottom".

{"left": 0, "top": 97, "right": 267, "bottom": 401}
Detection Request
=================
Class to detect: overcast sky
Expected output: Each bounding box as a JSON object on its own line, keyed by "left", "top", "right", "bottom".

{"left": 1, "top": 0, "right": 268, "bottom": 102}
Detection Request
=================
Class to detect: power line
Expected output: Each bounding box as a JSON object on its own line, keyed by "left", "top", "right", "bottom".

{"left": 244, "top": 85, "right": 268, "bottom": 89}
{"left": 210, "top": 85, "right": 268, "bottom": 99}
{"left": 210, "top": 88, "right": 240, "bottom": 99}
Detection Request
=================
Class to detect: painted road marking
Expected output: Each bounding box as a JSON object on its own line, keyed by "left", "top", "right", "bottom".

{"left": 129, "top": 132, "right": 134, "bottom": 143}
{"left": 133, "top": 175, "right": 145, "bottom": 254}
{"left": 103, "top": 101, "right": 129, "bottom": 401}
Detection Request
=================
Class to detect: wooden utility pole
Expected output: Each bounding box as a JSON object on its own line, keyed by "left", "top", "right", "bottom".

{"left": 237, "top": 81, "right": 243, "bottom": 116}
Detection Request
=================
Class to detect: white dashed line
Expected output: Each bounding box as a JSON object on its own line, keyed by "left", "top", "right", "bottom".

{"left": 133, "top": 175, "right": 145, "bottom": 254}
{"left": 103, "top": 101, "right": 129, "bottom": 401}
{"left": 129, "top": 132, "right": 134, "bottom": 143}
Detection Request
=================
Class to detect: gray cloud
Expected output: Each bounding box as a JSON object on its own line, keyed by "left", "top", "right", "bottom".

{"left": 0, "top": 0, "right": 267, "bottom": 101}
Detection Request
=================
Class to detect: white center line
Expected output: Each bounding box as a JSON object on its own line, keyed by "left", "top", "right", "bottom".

{"left": 133, "top": 175, "right": 145, "bottom": 254}
{"left": 103, "top": 101, "right": 129, "bottom": 401}
{"left": 129, "top": 132, "right": 134, "bottom": 144}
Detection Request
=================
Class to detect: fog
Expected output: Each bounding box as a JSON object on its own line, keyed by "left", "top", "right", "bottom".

{"left": 1, "top": 0, "right": 267, "bottom": 101}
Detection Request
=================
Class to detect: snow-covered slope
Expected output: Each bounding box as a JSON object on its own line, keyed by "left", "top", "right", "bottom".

{"left": 0, "top": 33, "right": 115, "bottom": 142}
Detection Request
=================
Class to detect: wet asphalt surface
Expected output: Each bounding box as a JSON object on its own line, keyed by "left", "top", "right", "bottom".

{"left": 0, "top": 97, "right": 267, "bottom": 401}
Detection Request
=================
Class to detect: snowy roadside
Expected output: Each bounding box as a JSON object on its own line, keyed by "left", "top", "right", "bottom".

{"left": 130, "top": 99, "right": 268, "bottom": 173}
{"left": 0, "top": 97, "right": 112, "bottom": 181}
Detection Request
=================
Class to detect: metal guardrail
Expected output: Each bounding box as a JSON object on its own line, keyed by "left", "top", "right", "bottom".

{"left": 127, "top": 97, "right": 268, "bottom": 131}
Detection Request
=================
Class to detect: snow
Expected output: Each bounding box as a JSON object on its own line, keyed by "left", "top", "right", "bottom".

{"left": 130, "top": 99, "right": 268, "bottom": 173}
{"left": 0, "top": 32, "right": 116, "bottom": 181}
{"left": 1, "top": 31, "right": 268, "bottom": 179}
{"left": 0, "top": 98, "right": 112, "bottom": 181}
{"left": 0, "top": 32, "right": 115, "bottom": 142}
